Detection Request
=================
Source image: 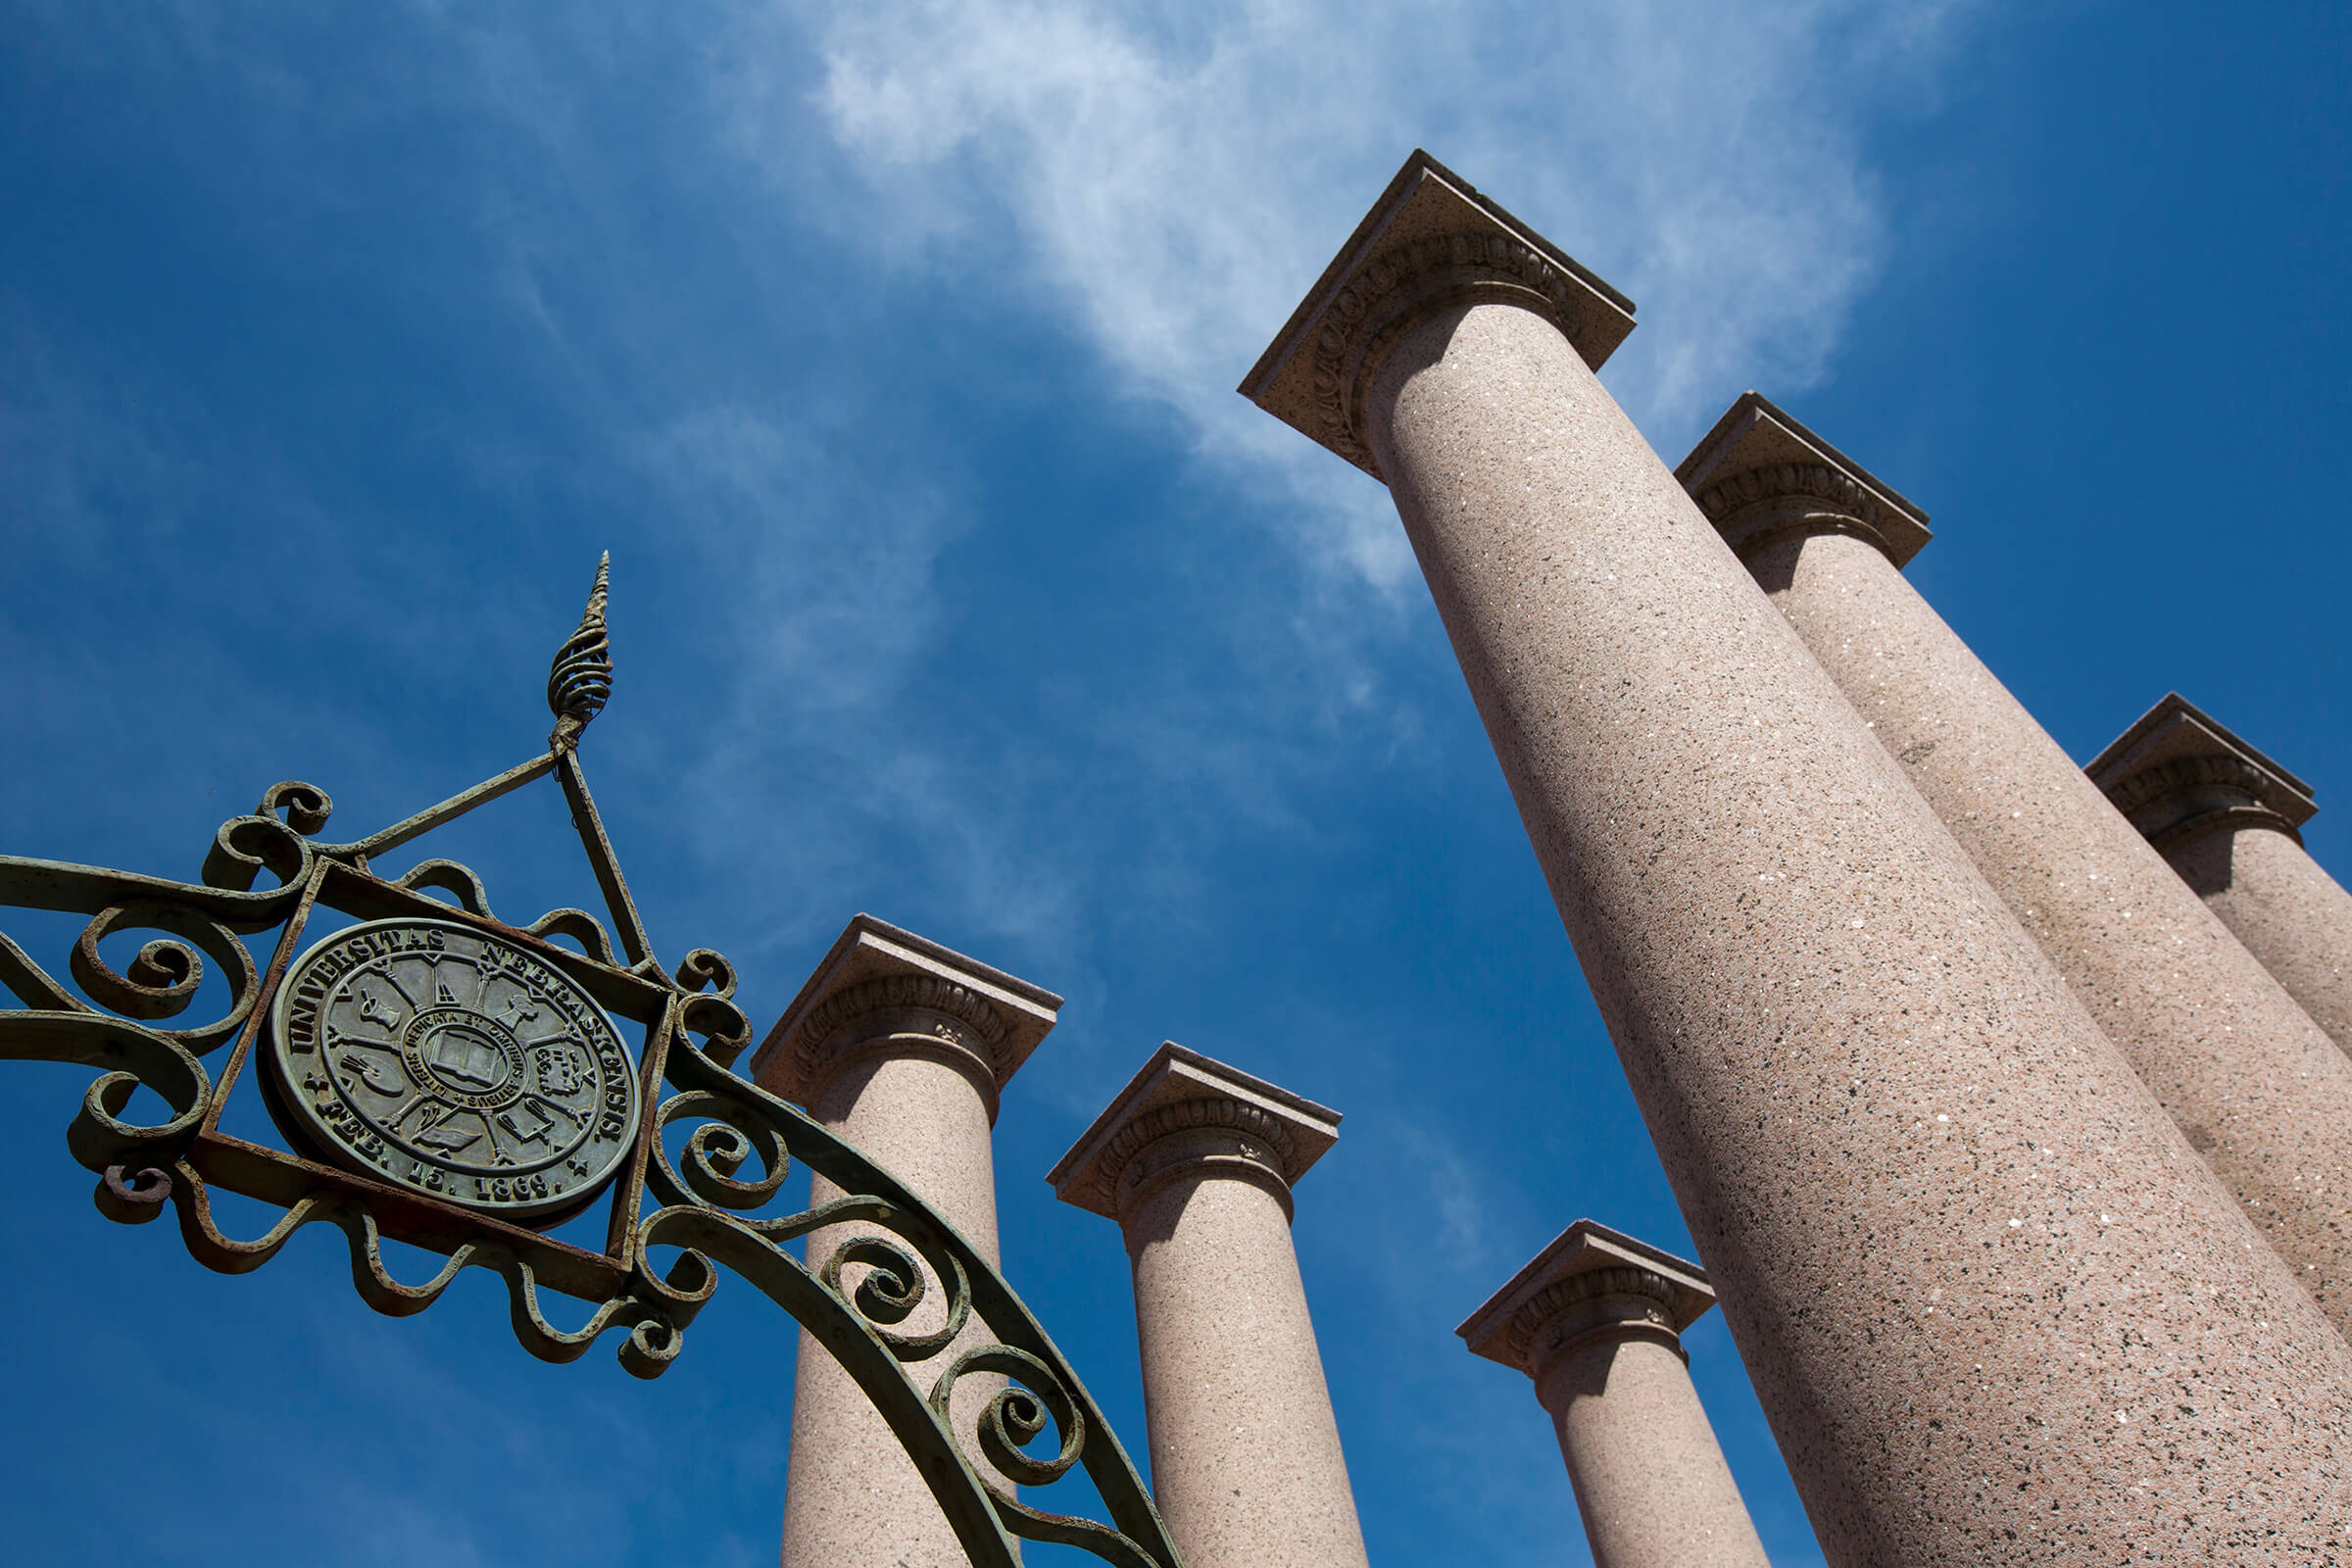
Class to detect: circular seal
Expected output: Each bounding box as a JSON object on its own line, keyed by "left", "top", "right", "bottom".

{"left": 267, "top": 917, "right": 638, "bottom": 1220}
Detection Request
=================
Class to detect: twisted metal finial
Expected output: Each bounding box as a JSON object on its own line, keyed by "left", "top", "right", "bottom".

{"left": 548, "top": 552, "right": 614, "bottom": 750}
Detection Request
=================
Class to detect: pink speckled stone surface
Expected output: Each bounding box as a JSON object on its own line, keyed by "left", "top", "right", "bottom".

{"left": 1051, "top": 1045, "right": 1368, "bottom": 1568}
{"left": 2173, "top": 825, "right": 2352, "bottom": 1054}
{"left": 761, "top": 917, "right": 1060, "bottom": 1568}
{"left": 1459, "top": 1221, "right": 1769, "bottom": 1568}
{"left": 1684, "top": 415, "right": 2352, "bottom": 1327}
{"left": 1545, "top": 1335, "right": 1768, "bottom": 1568}
{"left": 779, "top": 1053, "right": 1008, "bottom": 1568}
{"left": 2088, "top": 694, "right": 2352, "bottom": 1056}
{"left": 1342, "top": 293, "right": 2352, "bottom": 1563}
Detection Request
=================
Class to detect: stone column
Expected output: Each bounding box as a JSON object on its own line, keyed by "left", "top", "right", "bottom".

{"left": 1048, "top": 1042, "right": 1368, "bottom": 1568}
{"left": 1458, "top": 1220, "right": 1768, "bottom": 1568}
{"left": 2092, "top": 692, "right": 2352, "bottom": 1053}
{"left": 1240, "top": 150, "right": 2352, "bottom": 1564}
{"left": 1678, "top": 391, "right": 2352, "bottom": 1320}
{"left": 752, "top": 914, "right": 1059, "bottom": 1568}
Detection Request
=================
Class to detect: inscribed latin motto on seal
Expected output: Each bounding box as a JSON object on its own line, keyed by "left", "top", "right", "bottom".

{"left": 266, "top": 918, "right": 638, "bottom": 1219}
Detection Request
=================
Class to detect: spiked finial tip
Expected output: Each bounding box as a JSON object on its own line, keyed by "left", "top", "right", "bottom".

{"left": 548, "top": 552, "right": 614, "bottom": 749}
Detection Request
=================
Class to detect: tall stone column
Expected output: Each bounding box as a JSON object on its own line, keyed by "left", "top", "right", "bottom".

{"left": 1458, "top": 1220, "right": 1768, "bottom": 1568}
{"left": 1240, "top": 150, "right": 2352, "bottom": 1564}
{"left": 1047, "top": 1043, "right": 1368, "bottom": 1568}
{"left": 1678, "top": 391, "right": 2352, "bottom": 1319}
{"left": 2091, "top": 692, "right": 2352, "bottom": 1053}
{"left": 752, "top": 914, "right": 1059, "bottom": 1568}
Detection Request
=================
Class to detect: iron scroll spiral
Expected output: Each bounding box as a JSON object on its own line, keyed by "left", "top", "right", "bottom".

{"left": 0, "top": 556, "right": 1182, "bottom": 1568}
{"left": 0, "top": 804, "right": 1180, "bottom": 1568}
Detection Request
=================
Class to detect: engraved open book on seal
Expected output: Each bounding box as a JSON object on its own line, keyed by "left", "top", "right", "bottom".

{"left": 267, "top": 916, "right": 637, "bottom": 1218}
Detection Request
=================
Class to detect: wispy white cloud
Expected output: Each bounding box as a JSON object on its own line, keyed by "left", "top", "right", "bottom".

{"left": 730, "top": 0, "right": 1987, "bottom": 588}
{"left": 0, "top": 11, "right": 1938, "bottom": 1558}
{"left": 625, "top": 401, "right": 1095, "bottom": 956}
{"left": 2, "top": 0, "right": 1995, "bottom": 979}
{"left": 671, "top": 0, "right": 1998, "bottom": 996}
{"left": 635, "top": 404, "right": 952, "bottom": 715}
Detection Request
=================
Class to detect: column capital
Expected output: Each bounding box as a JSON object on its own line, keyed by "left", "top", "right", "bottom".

{"left": 1458, "top": 1220, "right": 1716, "bottom": 1381}
{"left": 1047, "top": 1043, "right": 1341, "bottom": 1225}
{"left": 1675, "top": 391, "right": 1932, "bottom": 567}
{"left": 1238, "top": 148, "right": 1635, "bottom": 481}
{"left": 2087, "top": 692, "right": 2317, "bottom": 851}
{"left": 749, "top": 913, "right": 1060, "bottom": 1114}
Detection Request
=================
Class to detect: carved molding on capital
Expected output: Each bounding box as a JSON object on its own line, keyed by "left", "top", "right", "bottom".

{"left": 1310, "top": 230, "right": 1611, "bottom": 476}
{"left": 1676, "top": 392, "right": 1931, "bottom": 570}
{"left": 2104, "top": 754, "right": 2267, "bottom": 817}
{"left": 1509, "top": 1264, "right": 1690, "bottom": 1372}
{"left": 1093, "top": 1097, "right": 1302, "bottom": 1222}
{"left": 1049, "top": 1042, "right": 1343, "bottom": 1224}
{"left": 2087, "top": 694, "right": 2317, "bottom": 856}
{"left": 751, "top": 914, "right": 1060, "bottom": 1113}
{"left": 2101, "top": 755, "right": 2306, "bottom": 852}
{"left": 1692, "top": 461, "right": 1903, "bottom": 565}
{"left": 1099, "top": 1096, "right": 1300, "bottom": 1181}
{"left": 785, "top": 972, "right": 1012, "bottom": 1091}
{"left": 1240, "top": 151, "right": 1637, "bottom": 480}
{"left": 1458, "top": 1219, "right": 1716, "bottom": 1383}
{"left": 1693, "top": 461, "right": 1881, "bottom": 528}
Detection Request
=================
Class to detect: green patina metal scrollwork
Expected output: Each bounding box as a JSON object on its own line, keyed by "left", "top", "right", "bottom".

{"left": 0, "top": 560, "right": 1180, "bottom": 1568}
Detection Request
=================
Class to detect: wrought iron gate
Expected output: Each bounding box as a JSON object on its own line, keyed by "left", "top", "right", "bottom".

{"left": 0, "top": 558, "right": 1179, "bottom": 1568}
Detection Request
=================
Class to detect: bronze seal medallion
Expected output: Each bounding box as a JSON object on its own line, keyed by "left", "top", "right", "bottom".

{"left": 267, "top": 918, "right": 637, "bottom": 1219}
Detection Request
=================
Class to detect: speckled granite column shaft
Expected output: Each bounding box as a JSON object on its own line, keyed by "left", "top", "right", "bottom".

{"left": 2179, "top": 830, "right": 2352, "bottom": 1050}
{"left": 1675, "top": 396, "right": 2352, "bottom": 1325}
{"left": 1459, "top": 1222, "right": 1768, "bottom": 1568}
{"left": 1049, "top": 1045, "right": 1367, "bottom": 1568}
{"left": 1548, "top": 1336, "right": 1763, "bottom": 1568}
{"left": 779, "top": 1058, "right": 1002, "bottom": 1568}
{"left": 1237, "top": 149, "right": 2352, "bottom": 1566}
{"left": 754, "top": 917, "right": 1059, "bottom": 1568}
{"left": 2090, "top": 693, "right": 2352, "bottom": 1054}
{"left": 1370, "top": 300, "right": 2352, "bottom": 1562}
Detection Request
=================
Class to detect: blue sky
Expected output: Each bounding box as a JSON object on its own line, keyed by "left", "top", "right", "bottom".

{"left": 2, "top": 3, "right": 2347, "bottom": 1565}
